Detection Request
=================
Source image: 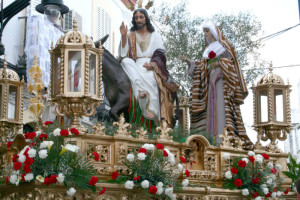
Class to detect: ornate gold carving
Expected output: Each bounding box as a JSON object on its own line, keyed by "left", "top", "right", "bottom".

{"left": 135, "top": 127, "right": 148, "bottom": 139}
{"left": 113, "top": 113, "right": 132, "bottom": 136}
{"left": 189, "top": 170, "right": 219, "bottom": 181}
{"left": 116, "top": 143, "right": 126, "bottom": 165}
{"left": 92, "top": 122, "right": 106, "bottom": 135}
{"left": 88, "top": 143, "right": 111, "bottom": 163}
{"left": 97, "top": 166, "right": 113, "bottom": 175}
{"left": 204, "top": 154, "right": 217, "bottom": 171}
{"left": 156, "top": 120, "right": 173, "bottom": 140}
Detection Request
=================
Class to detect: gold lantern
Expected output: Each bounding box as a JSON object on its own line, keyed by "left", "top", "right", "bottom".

{"left": 0, "top": 57, "right": 25, "bottom": 144}
{"left": 49, "top": 19, "right": 103, "bottom": 132}
{"left": 252, "top": 63, "right": 292, "bottom": 152}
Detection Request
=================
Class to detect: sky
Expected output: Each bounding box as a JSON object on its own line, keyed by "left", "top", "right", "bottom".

{"left": 160, "top": 0, "right": 300, "bottom": 149}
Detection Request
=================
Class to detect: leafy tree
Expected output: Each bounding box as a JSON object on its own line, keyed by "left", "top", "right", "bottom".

{"left": 151, "top": 0, "right": 266, "bottom": 95}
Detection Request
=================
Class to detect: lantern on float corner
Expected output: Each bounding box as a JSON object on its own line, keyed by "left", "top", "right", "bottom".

{"left": 251, "top": 63, "right": 292, "bottom": 152}
{"left": 49, "top": 19, "right": 103, "bottom": 132}
{"left": 0, "top": 57, "right": 25, "bottom": 143}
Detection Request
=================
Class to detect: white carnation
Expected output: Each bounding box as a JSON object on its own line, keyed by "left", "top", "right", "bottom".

{"left": 40, "top": 141, "right": 54, "bottom": 149}
{"left": 256, "top": 154, "right": 264, "bottom": 161}
{"left": 125, "top": 180, "right": 134, "bottom": 189}
{"left": 171, "top": 194, "right": 177, "bottom": 200}
{"left": 18, "top": 154, "right": 26, "bottom": 163}
{"left": 242, "top": 158, "right": 249, "bottom": 164}
{"left": 67, "top": 187, "right": 76, "bottom": 196}
{"left": 24, "top": 173, "right": 34, "bottom": 182}
{"left": 263, "top": 187, "right": 269, "bottom": 194}
{"left": 182, "top": 179, "right": 189, "bottom": 187}
{"left": 36, "top": 131, "right": 42, "bottom": 136}
{"left": 248, "top": 151, "right": 255, "bottom": 156}
{"left": 126, "top": 153, "right": 135, "bottom": 162}
{"left": 10, "top": 175, "right": 18, "bottom": 184}
{"left": 141, "top": 180, "right": 149, "bottom": 188}
{"left": 53, "top": 128, "right": 61, "bottom": 136}
{"left": 157, "top": 182, "right": 163, "bottom": 188}
{"left": 275, "top": 164, "right": 282, "bottom": 171}
{"left": 267, "top": 178, "right": 272, "bottom": 185}
{"left": 178, "top": 164, "right": 183, "bottom": 172}
{"left": 38, "top": 149, "right": 48, "bottom": 159}
{"left": 142, "top": 144, "right": 155, "bottom": 151}
{"left": 271, "top": 192, "right": 277, "bottom": 198}
{"left": 255, "top": 197, "right": 262, "bottom": 200}
{"left": 28, "top": 149, "right": 36, "bottom": 158}
{"left": 165, "top": 187, "right": 173, "bottom": 197}
{"left": 137, "top": 153, "right": 146, "bottom": 160}
{"left": 156, "top": 187, "right": 163, "bottom": 195}
{"left": 242, "top": 188, "right": 249, "bottom": 196}
{"left": 260, "top": 184, "right": 267, "bottom": 189}
{"left": 270, "top": 174, "right": 276, "bottom": 180}
{"left": 223, "top": 153, "right": 230, "bottom": 160}
{"left": 225, "top": 171, "right": 232, "bottom": 179}
{"left": 256, "top": 157, "right": 263, "bottom": 164}
{"left": 267, "top": 162, "right": 273, "bottom": 169}
{"left": 57, "top": 173, "right": 65, "bottom": 183}
{"left": 276, "top": 191, "right": 282, "bottom": 197}
{"left": 168, "top": 157, "right": 175, "bottom": 165}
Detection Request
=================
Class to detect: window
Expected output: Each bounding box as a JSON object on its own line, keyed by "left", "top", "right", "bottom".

{"left": 97, "top": 7, "right": 112, "bottom": 52}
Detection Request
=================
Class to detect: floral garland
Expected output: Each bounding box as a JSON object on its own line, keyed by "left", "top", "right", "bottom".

{"left": 109, "top": 143, "right": 190, "bottom": 199}
{"left": 5, "top": 121, "right": 106, "bottom": 197}
{"left": 223, "top": 151, "right": 289, "bottom": 199}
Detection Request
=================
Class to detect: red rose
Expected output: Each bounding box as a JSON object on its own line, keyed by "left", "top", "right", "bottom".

{"left": 112, "top": 171, "right": 119, "bottom": 180}
{"left": 39, "top": 134, "right": 48, "bottom": 141}
{"left": 252, "top": 177, "right": 259, "bottom": 184}
{"left": 70, "top": 128, "right": 79, "bottom": 136}
{"left": 12, "top": 154, "right": 19, "bottom": 162}
{"left": 23, "top": 164, "right": 32, "bottom": 173}
{"left": 271, "top": 168, "right": 277, "bottom": 174}
{"left": 284, "top": 188, "right": 289, "bottom": 194}
{"left": 163, "top": 150, "right": 168, "bottom": 157}
{"left": 238, "top": 160, "right": 247, "bottom": 168}
{"left": 262, "top": 153, "right": 269, "bottom": 159}
{"left": 50, "top": 175, "right": 58, "bottom": 183}
{"left": 155, "top": 143, "right": 164, "bottom": 150}
{"left": 133, "top": 176, "right": 140, "bottom": 181}
{"left": 44, "top": 121, "right": 53, "bottom": 125}
{"left": 93, "top": 152, "right": 100, "bottom": 161}
{"left": 60, "top": 129, "right": 69, "bottom": 136}
{"left": 6, "top": 176, "right": 10, "bottom": 185}
{"left": 14, "top": 162, "right": 22, "bottom": 170}
{"left": 249, "top": 156, "right": 255, "bottom": 163}
{"left": 265, "top": 192, "right": 271, "bottom": 198}
{"left": 185, "top": 169, "right": 190, "bottom": 177}
{"left": 148, "top": 185, "right": 158, "bottom": 194}
{"left": 7, "top": 141, "right": 13, "bottom": 148}
{"left": 25, "top": 157, "right": 34, "bottom": 166}
{"left": 24, "top": 132, "right": 36, "bottom": 140}
{"left": 230, "top": 167, "right": 238, "bottom": 174}
{"left": 180, "top": 156, "right": 186, "bottom": 163}
{"left": 234, "top": 179, "right": 242, "bottom": 188}
{"left": 21, "top": 174, "right": 26, "bottom": 181}
{"left": 44, "top": 177, "right": 52, "bottom": 186}
{"left": 208, "top": 51, "right": 216, "bottom": 59}
{"left": 89, "top": 176, "right": 98, "bottom": 186}
{"left": 99, "top": 187, "right": 106, "bottom": 195}
{"left": 251, "top": 192, "right": 259, "bottom": 198}
{"left": 138, "top": 148, "right": 147, "bottom": 155}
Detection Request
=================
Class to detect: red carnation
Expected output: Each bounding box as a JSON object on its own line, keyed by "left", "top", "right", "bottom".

{"left": 180, "top": 156, "right": 186, "bottom": 163}
{"left": 89, "top": 176, "right": 98, "bottom": 186}
{"left": 12, "top": 154, "right": 19, "bottom": 162}
{"left": 112, "top": 171, "right": 119, "bottom": 180}
{"left": 50, "top": 175, "right": 58, "bottom": 184}
{"left": 138, "top": 148, "right": 147, "bottom": 155}
{"left": 7, "top": 141, "right": 13, "bottom": 148}
{"left": 44, "top": 177, "right": 52, "bottom": 186}
{"left": 238, "top": 160, "right": 247, "bottom": 168}
{"left": 265, "top": 192, "right": 271, "bottom": 198}
{"left": 133, "top": 176, "right": 140, "bottom": 181}
{"left": 271, "top": 168, "right": 277, "bottom": 174}
{"left": 169, "top": 184, "right": 173, "bottom": 187}
{"left": 23, "top": 147, "right": 30, "bottom": 157}
{"left": 284, "top": 188, "right": 289, "bottom": 194}
{"left": 208, "top": 51, "right": 216, "bottom": 59}
{"left": 70, "top": 128, "right": 79, "bottom": 136}
{"left": 21, "top": 174, "right": 26, "bottom": 181}
{"left": 44, "top": 121, "right": 53, "bottom": 125}
{"left": 60, "top": 129, "right": 69, "bottom": 136}
{"left": 99, "top": 187, "right": 106, "bottom": 195}
{"left": 185, "top": 169, "right": 190, "bottom": 177}
{"left": 163, "top": 150, "right": 168, "bottom": 157}
{"left": 29, "top": 142, "right": 36, "bottom": 148}
{"left": 274, "top": 187, "right": 277, "bottom": 192}
{"left": 24, "top": 132, "right": 36, "bottom": 140}
{"left": 148, "top": 185, "right": 158, "bottom": 194}
{"left": 262, "top": 153, "right": 269, "bottom": 159}
{"left": 156, "top": 143, "right": 164, "bottom": 150}
{"left": 39, "top": 134, "right": 48, "bottom": 141}
{"left": 252, "top": 192, "right": 259, "bottom": 198}
{"left": 249, "top": 156, "right": 255, "bottom": 163}
{"left": 231, "top": 167, "right": 238, "bottom": 174}
{"left": 6, "top": 176, "right": 10, "bottom": 185}
{"left": 252, "top": 177, "right": 259, "bottom": 184}
{"left": 93, "top": 152, "right": 100, "bottom": 161}
{"left": 234, "top": 179, "right": 242, "bottom": 188}
{"left": 14, "top": 162, "right": 22, "bottom": 170}
{"left": 25, "top": 157, "right": 34, "bottom": 166}
{"left": 23, "top": 164, "right": 32, "bottom": 173}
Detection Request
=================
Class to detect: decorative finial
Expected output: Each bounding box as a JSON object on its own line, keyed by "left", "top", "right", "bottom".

{"left": 51, "top": 41, "right": 54, "bottom": 50}
{"left": 3, "top": 55, "right": 7, "bottom": 78}
{"left": 33, "top": 54, "right": 38, "bottom": 66}
{"left": 269, "top": 61, "right": 273, "bottom": 74}
{"left": 73, "top": 18, "right": 78, "bottom": 31}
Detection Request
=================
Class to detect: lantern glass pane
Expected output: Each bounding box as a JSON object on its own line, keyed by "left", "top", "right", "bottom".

{"left": 68, "top": 51, "right": 82, "bottom": 92}
{"left": 274, "top": 89, "right": 284, "bottom": 122}
{"left": 259, "top": 90, "right": 268, "bottom": 122}
{"left": 8, "top": 85, "right": 18, "bottom": 120}
{"left": 89, "top": 53, "right": 96, "bottom": 95}
{"left": 53, "top": 55, "right": 61, "bottom": 95}
{"left": 0, "top": 85, "right": 2, "bottom": 117}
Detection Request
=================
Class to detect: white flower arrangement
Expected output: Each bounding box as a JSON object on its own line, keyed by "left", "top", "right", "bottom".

{"left": 271, "top": 192, "right": 276, "bottom": 198}
{"left": 24, "top": 173, "right": 34, "bottom": 182}
{"left": 53, "top": 128, "right": 61, "bottom": 136}
{"left": 18, "top": 154, "right": 26, "bottom": 163}
{"left": 38, "top": 149, "right": 48, "bottom": 159}
{"left": 125, "top": 180, "right": 134, "bottom": 189}
{"left": 254, "top": 197, "right": 262, "bottom": 200}
{"left": 178, "top": 163, "right": 183, "bottom": 172}
{"left": 142, "top": 143, "right": 155, "bottom": 151}
{"left": 275, "top": 164, "right": 282, "bottom": 171}
{"left": 276, "top": 191, "right": 282, "bottom": 197}
{"left": 40, "top": 141, "right": 54, "bottom": 149}
{"left": 225, "top": 171, "right": 232, "bottom": 179}
{"left": 56, "top": 173, "right": 65, "bottom": 183}
{"left": 242, "top": 158, "right": 249, "bottom": 164}
{"left": 141, "top": 180, "right": 150, "bottom": 188}
{"left": 263, "top": 187, "right": 269, "bottom": 194}
{"left": 267, "top": 161, "right": 273, "bottom": 169}
{"left": 126, "top": 153, "right": 135, "bottom": 162}
{"left": 242, "top": 188, "right": 249, "bottom": 196}
{"left": 248, "top": 151, "right": 255, "bottom": 156}
{"left": 67, "top": 187, "right": 76, "bottom": 196}
{"left": 28, "top": 149, "right": 36, "bottom": 158}
{"left": 137, "top": 152, "right": 146, "bottom": 160}
{"left": 182, "top": 179, "right": 189, "bottom": 187}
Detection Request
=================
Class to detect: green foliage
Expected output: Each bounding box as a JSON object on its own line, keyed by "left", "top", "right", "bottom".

{"left": 189, "top": 129, "right": 217, "bottom": 146}
{"left": 171, "top": 124, "right": 187, "bottom": 143}
{"left": 152, "top": 0, "right": 266, "bottom": 95}
{"left": 283, "top": 154, "right": 300, "bottom": 188}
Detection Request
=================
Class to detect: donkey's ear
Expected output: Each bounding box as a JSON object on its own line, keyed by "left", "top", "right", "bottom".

{"left": 94, "top": 34, "right": 110, "bottom": 48}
